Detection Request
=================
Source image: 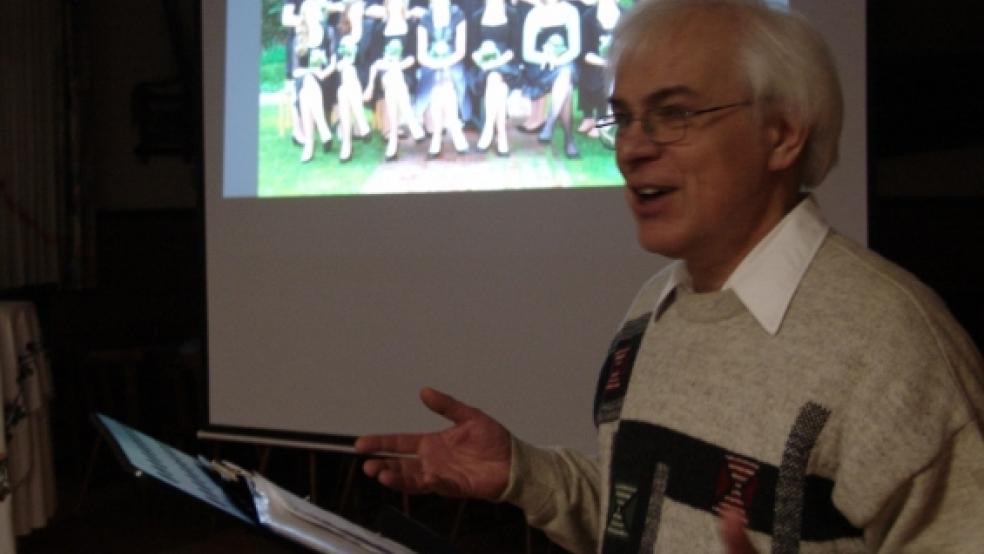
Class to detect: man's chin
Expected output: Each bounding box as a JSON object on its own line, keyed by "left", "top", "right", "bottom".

{"left": 639, "top": 238, "right": 681, "bottom": 258}
{"left": 636, "top": 232, "right": 684, "bottom": 259}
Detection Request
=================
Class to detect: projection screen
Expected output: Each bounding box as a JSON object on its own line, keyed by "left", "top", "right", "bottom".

{"left": 201, "top": 0, "right": 867, "bottom": 453}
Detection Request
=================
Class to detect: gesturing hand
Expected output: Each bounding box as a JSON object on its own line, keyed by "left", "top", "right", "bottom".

{"left": 354, "top": 387, "right": 512, "bottom": 500}
{"left": 718, "top": 507, "right": 759, "bottom": 554}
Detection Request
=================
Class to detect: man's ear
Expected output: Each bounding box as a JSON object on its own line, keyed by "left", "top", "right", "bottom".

{"left": 765, "top": 112, "right": 808, "bottom": 173}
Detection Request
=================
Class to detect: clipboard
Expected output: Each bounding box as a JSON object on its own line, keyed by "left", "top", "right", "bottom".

{"left": 91, "top": 413, "right": 417, "bottom": 554}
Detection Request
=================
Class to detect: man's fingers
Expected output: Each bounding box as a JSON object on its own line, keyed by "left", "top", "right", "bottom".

{"left": 362, "top": 458, "right": 428, "bottom": 493}
{"left": 420, "top": 387, "right": 483, "bottom": 424}
{"left": 354, "top": 433, "right": 423, "bottom": 455}
{"left": 362, "top": 456, "right": 420, "bottom": 477}
{"left": 719, "top": 508, "right": 758, "bottom": 554}
{"left": 363, "top": 457, "right": 400, "bottom": 477}
{"left": 355, "top": 388, "right": 482, "bottom": 454}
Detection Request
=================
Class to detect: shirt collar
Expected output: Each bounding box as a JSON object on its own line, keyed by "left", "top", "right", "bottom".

{"left": 651, "top": 196, "right": 830, "bottom": 335}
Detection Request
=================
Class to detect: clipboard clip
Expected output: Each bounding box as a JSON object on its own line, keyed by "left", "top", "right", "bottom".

{"left": 201, "top": 456, "right": 249, "bottom": 481}
{"left": 197, "top": 456, "right": 258, "bottom": 521}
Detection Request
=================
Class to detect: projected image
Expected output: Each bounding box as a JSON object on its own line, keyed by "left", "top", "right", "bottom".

{"left": 256, "top": 0, "right": 630, "bottom": 196}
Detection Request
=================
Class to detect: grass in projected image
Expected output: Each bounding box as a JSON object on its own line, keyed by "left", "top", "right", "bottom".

{"left": 256, "top": 101, "right": 624, "bottom": 197}
{"left": 256, "top": 36, "right": 624, "bottom": 197}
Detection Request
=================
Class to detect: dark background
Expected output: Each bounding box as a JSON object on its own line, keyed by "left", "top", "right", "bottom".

{"left": 8, "top": 0, "right": 984, "bottom": 552}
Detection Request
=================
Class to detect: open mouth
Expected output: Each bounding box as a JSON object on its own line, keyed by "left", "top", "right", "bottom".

{"left": 634, "top": 186, "right": 676, "bottom": 202}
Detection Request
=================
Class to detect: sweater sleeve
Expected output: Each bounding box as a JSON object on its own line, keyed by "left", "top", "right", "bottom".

{"left": 867, "top": 423, "right": 984, "bottom": 552}
{"left": 497, "top": 437, "right": 601, "bottom": 554}
{"left": 823, "top": 241, "right": 984, "bottom": 552}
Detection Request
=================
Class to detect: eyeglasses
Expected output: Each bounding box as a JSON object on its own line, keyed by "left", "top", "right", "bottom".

{"left": 595, "top": 100, "right": 752, "bottom": 145}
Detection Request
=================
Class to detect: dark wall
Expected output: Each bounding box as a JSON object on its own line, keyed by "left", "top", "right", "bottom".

{"left": 868, "top": 0, "right": 984, "bottom": 160}
{"left": 83, "top": 0, "right": 201, "bottom": 211}
{"left": 56, "top": 0, "right": 204, "bottom": 349}
{"left": 866, "top": 0, "right": 984, "bottom": 345}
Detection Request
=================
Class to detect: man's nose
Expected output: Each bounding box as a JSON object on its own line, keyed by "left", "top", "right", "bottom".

{"left": 616, "top": 121, "right": 664, "bottom": 166}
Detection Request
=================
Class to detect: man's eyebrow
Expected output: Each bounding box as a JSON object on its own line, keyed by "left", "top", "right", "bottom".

{"left": 609, "top": 86, "right": 698, "bottom": 108}
{"left": 643, "top": 86, "right": 698, "bottom": 106}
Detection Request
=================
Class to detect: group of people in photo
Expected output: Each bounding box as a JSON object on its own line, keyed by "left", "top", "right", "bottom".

{"left": 279, "top": 0, "right": 625, "bottom": 163}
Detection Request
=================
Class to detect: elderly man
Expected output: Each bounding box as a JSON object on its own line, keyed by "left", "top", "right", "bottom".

{"left": 356, "top": 0, "right": 984, "bottom": 552}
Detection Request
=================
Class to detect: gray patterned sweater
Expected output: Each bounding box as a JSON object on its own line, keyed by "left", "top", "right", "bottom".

{"left": 500, "top": 233, "right": 984, "bottom": 553}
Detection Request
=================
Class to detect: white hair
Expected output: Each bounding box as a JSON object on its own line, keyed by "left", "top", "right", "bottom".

{"left": 609, "top": 0, "right": 843, "bottom": 189}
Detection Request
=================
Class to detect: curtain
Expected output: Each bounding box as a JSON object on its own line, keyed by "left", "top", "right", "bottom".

{"left": 0, "top": 0, "right": 94, "bottom": 291}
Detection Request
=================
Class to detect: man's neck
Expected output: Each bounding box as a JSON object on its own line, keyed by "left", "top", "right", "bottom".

{"left": 687, "top": 259, "right": 739, "bottom": 293}
{"left": 686, "top": 192, "right": 805, "bottom": 293}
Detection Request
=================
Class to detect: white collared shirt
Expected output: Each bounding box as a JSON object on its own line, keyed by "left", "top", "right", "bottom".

{"left": 650, "top": 196, "right": 830, "bottom": 335}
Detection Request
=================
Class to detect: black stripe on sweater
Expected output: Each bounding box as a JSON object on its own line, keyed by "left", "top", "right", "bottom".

{"left": 602, "top": 419, "right": 862, "bottom": 553}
